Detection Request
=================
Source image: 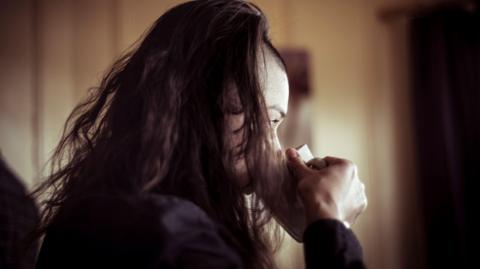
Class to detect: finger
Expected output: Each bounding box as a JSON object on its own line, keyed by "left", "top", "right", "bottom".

{"left": 322, "top": 156, "right": 348, "bottom": 166}
{"left": 306, "top": 157, "right": 328, "bottom": 170}
{"left": 353, "top": 164, "right": 358, "bottom": 178}
{"left": 352, "top": 180, "right": 365, "bottom": 198}
{"left": 355, "top": 186, "right": 368, "bottom": 214}
{"left": 286, "top": 148, "right": 314, "bottom": 179}
{"left": 360, "top": 185, "right": 368, "bottom": 210}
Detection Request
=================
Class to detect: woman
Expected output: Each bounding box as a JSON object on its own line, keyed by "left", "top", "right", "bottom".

{"left": 32, "top": 1, "right": 368, "bottom": 268}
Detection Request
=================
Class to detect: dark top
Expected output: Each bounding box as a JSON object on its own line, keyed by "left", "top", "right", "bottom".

{"left": 0, "top": 155, "right": 39, "bottom": 269}
{"left": 36, "top": 194, "right": 365, "bottom": 269}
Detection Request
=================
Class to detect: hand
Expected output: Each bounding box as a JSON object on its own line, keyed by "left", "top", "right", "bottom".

{"left": 286, "top": 148, "right": 368, "bottom": 228}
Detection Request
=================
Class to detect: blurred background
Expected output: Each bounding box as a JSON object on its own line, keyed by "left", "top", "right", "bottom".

{"left": 1, "top": 0, "right": 477, "bottom": 268}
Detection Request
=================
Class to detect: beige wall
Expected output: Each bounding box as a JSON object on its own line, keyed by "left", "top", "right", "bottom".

{"left": 1, "top": 0, "right": 36, "bottom": 185}
{"left": 0, "top": 0, "right": 426, "bottom": 268}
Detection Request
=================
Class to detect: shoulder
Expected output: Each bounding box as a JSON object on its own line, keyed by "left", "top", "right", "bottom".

{"left": 52, "top": 193, "right": 217, "bottom": 240}
{"left": 41, "top": 193, "right": 243, "bottom": 269}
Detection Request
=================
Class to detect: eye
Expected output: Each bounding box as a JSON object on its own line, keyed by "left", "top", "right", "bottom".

{"left": 270, "top": 118, "right": 283, "bottom": 128}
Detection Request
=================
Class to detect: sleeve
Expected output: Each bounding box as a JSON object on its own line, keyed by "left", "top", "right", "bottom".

{"left": 303, "top": 219, "right": 367, "bottom": 269}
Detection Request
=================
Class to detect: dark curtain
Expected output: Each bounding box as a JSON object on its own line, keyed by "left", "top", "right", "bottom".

{"left": 409, "top": 7, "right": 479, "bottom": 269}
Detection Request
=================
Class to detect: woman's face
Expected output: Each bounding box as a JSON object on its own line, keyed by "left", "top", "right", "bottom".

{"left": 227, "top": 48, "right": 289, "bottom": 190}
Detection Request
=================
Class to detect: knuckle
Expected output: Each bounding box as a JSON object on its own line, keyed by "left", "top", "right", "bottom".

{"left": 362, "top": 196, "right": 368, "bottom": 209}
{"left": 338, "top": 159, "right": 354, "bottom": 171}
{"left": 343, "top": 159, "right": 354, "bottom": 167}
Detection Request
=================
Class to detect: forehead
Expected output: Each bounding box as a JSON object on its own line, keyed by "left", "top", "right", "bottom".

{"left": 258, "top": 48, "right": 289, "bottom": 114}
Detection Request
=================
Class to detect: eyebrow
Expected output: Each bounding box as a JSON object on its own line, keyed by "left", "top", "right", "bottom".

{"left": 267, "top": 105, "right": 286, "bottom": 118}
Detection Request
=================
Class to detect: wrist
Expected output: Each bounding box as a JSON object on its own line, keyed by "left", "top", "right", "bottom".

{"left": 304, "top": 201, "right": 342, "bottom": 226}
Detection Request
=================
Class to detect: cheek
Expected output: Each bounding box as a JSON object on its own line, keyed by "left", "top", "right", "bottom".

{"left": 225, "top": 114, "right": 250, "bottom": 188}
{"left": 231, "top": 129, "right": 282, "bottom": 189}
{"left": 225, "top": 114, "right": 283, "bottom": 188}
{"left": 227, "top": 113, "right": 244, "bottom": 131}
{"left": 226, "top": 114, "right": 245, "bottom": 154}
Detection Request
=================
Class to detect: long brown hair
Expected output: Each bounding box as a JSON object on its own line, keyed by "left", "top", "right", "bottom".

{"left": 32, "top": 1, "right": 290, "bottom": 268}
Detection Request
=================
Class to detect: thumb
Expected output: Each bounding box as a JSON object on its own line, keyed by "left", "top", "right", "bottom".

{"left": 286, "top": 148, "right": 314, "bottom": 179}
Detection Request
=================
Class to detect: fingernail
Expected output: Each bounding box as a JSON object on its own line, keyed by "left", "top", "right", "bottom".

{"left": 286, "top": 148, "right": 298, "bottom": 159}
